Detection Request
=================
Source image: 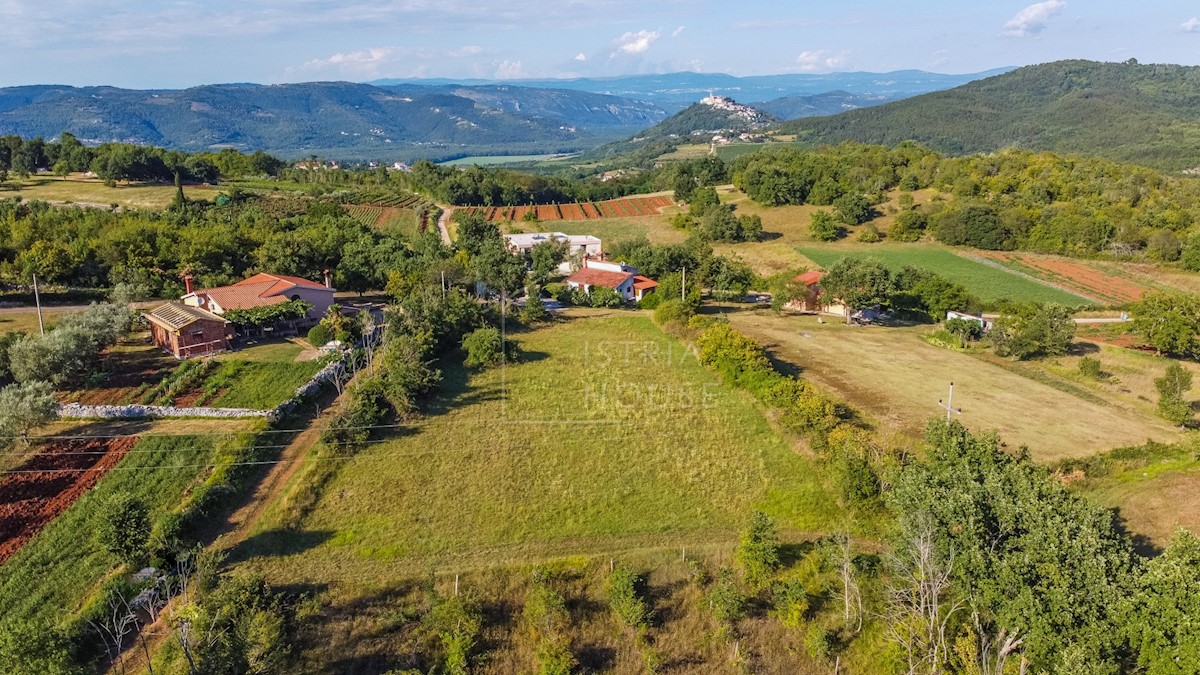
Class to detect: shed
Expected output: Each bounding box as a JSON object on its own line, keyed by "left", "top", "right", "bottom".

{"left": 144, "top": 303, "right": 233, "bottom": 359}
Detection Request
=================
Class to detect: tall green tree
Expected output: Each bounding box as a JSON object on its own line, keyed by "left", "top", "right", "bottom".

{"left": 819, "top": 257, "right": 892, "bottom": 322}
{"left": 1131, "top": 293, "right": 1200, "bottom": 357}
{"left": 1154, "top": 361, "right": 1193, "bottom": 426}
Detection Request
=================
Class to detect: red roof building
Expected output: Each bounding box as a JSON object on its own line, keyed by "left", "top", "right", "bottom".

{"left": 182, "top": 272, "right": 335, "bottom": 324}
{"left": 565, "top": 260, "right": 657, "bottom": 303}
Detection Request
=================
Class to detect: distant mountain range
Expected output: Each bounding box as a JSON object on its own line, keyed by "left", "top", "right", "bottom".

{"left": 777, "top": 60, "right": 1200, "bottom": 172}
{"left": 0, "top": 68, "right": 1007, "bottom": 161}
{"left": 372, "top": 69, "right": 1013, "bottom": 112}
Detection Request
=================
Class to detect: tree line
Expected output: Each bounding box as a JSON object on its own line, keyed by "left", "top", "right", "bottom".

{"left": 0, "top": 133, "right": 286, "bottom": 185}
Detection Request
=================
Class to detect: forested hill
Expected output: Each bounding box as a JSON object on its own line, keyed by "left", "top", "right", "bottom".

{"left": 776, "top": 60, "right": 1200, "bottom": 172}
{"left": 584, "top": 96, "right": 776, "bottom": 161}
{"left": 0, "top": 82, "right": 668, "bottom": 160}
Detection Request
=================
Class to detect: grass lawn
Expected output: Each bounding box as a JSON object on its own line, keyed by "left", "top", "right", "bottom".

{"left": 218, "top": 338, "right": 309, "bottom": 363}
{"left": 796, "top": 243, "right": 1093, "bottom": 305}
{"left": 724, "top": 309, "right": 1180, "bottom": 461}
{"left": 0, "top": 309, "right": 69, "bottom": 335}
{"left": 0, "top": 432, "right": 221, "bottom": 625}
{"left": 241, "top": 313, "right": 841, "bottom": 579}
{"left": 206, "top": 360, "right": 325, "bottom": 409}
{"left": 1079, "top": 463, "right": 1200, "bottom": 549}
{"left": 550, "top": 215, "right": 688, "bottom": 246}
{"left": 0, "top": 174, "right": 222, "bottom": 209}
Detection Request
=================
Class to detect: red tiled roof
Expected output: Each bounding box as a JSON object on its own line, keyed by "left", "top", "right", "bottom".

{"left": 237, "top": 273, "right": 330, "bottom": 294}
{"left": 566, "top": 267, "right": 632, "bottom": 289}
{"left": 191, "top": 273, "right": 331, "bottom": 312}
{"left": 632, "top": 275, "right": 658, "bottom": 290}
{"left": 796, "top": 271, "right": 823, "bottom": 286}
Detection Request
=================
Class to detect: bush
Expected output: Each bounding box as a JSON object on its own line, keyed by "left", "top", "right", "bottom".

{"left": 735, "top": 511, "right": 781, "bottom": 591}
{"left": 0, "top": 380, "right": 57, "bottom": 446}
{"left": 1078, "top": 356, "right": 1104, "bottom": 380}
{"left": 809, "top": 210, "right": 843, "bottom": 242}
{"left": 856, "top": 223, "right": 883, "bottom": 243}
{"left": 636, "top": 292, "right": 663, "bottom": 309}
{"left": 521, "top": 294, "right": 550, "bottom": 324}
{"left": 97, "top": 493, "right": 151, "bottom": 565}
{"left": 772, "top": 578, "right": 810, "bottom": 630}
{"left": 606, "top": 565, "right": 649, "bottom": 633}
{"left": 306, "top": 324, "right": 333, "bottom": 347}
{"left": 1155, "top": 362, "right": 1194, "bottom": 426}
{"left": 462, "top": 327, "right": 506, "bottom": 369}
{"left": 989, "top": 303, "right": 1076, "bottom": 360}
{"left": 588, "top": 285, "right": 625, "bottom": 308}
{"left": 652, "top": 299, "right": 693, "bottom": 327}
{"left": 706, "top": 568, "right": 744, "bottom": 631}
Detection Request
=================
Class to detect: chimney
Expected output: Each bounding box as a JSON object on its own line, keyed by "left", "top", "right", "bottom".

{"left": 184, "top": 275, "right": 194, "bottom": 295}
{"left": 323, "top": 268, "right": 332, "bottom": 289}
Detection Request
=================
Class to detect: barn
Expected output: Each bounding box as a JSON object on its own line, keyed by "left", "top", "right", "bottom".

{"left": 144, "top": 302, "right": 233, "bottom": 359}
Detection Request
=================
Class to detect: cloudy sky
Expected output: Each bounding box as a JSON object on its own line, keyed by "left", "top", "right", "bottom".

{"left": 3, "top": 1, "right": 1200, "bottom": 87}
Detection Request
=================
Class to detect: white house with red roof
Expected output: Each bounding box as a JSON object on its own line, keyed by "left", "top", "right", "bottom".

{"left": 565, "top": 259, "right": 657, "bottom": 303}
{"left": 181, "top": 272, "right": 335, "bottom": 326}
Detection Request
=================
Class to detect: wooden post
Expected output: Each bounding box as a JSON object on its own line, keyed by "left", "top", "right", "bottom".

{"left": 32, "top": 273, "right": 45, "bottom": 336}
{"left": 454, "top": 574, "right": 459, "bottom": 596}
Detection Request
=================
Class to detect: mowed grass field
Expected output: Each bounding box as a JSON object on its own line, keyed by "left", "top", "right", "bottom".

{"left": 724, "top": 310, "right": 1181, "bottom": 461}
{"left": 797, "top": 244, "right": 1093, "bottom": 306}
{"left": 1081, "top": 463, "right": 1200, "bottom": 549}
{"left": 241, "top": 312, "right": 840, "bottom": 580}
{"left": 1, "top": 174, "right": 223, "bottom": 209}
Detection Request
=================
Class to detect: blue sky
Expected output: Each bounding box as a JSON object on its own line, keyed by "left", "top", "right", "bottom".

{"left": 3, "top": 1, "right": 1200, "bottom": 87}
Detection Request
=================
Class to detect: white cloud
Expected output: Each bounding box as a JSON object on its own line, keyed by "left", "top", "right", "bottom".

{"left": 1182, "top": 17, "right": 1200, "bottom": 33}
{"left": 795, "top": 50, "right": 848, "bottom": 73}
{"left": 614, "top": 29, "right": 660, "bottom": 55}
{"left": 574, "top": 52, "right": 588, "bottom": 61}
{"left": 298, "top": 48, "right": 399, "bottom": 78}
{"left": 1002, "top": 0, "right": 1066, "bottom": 38}
{"left": 494, "top": 60, "right": 527, "bottom": 79}
{"left": 451, "top": 45, "right": 484, "bottom": 57}
{"left": 671, "top": 25, "right": 685, "bottom": 38}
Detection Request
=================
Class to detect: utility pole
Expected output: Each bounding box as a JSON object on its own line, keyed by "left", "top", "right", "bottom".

{"left": 938, "top": 382, "right": 962, "bottom": 421}
{"left": 681, "top": 267, "right": 686, "bottom": 301}
{"left": 441, "top": 270, "right": 446, "bottom": 300}
{"left": 32, "top": 273, "right": 45, "bottom": 336}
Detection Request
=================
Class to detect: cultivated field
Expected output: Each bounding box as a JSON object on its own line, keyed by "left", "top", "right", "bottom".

{"left": 546, "top": 215, "right": 688, "bottom": 246}
{"left": 234, "top": 312, "right": 844, "bottom": 670}
{"left": 797, "top": 244, "right": 1093, "bottom": 306}
{"left": 973, "top": 251, "right": 1157, "bottom": 305}
{"left": 0, "top": 431, "right": 225, "bottom": 624}
{"left": 460, "top": 194, "right": 675, "bottom": 223}
{"left": 724, "top": 310, "right": 1181, "bottom": 461}
{"left": 0, "top": 174, "right": 223, "bottom": 209}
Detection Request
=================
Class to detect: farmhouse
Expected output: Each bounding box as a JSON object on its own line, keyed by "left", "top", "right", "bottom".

{"left": 504, "top": 232, "right": 602, "bottom": 274}
{"left": 181, "top": 272, "right": 335, "bottom": 327}
{"left": 144, "top": 302, "right": 233, "bottom": 359}
{"left": 787, "top": 270, "right": 848, "bottom": 316}
{"left": 565, "top": 259, "right": 658, "bottom": 302}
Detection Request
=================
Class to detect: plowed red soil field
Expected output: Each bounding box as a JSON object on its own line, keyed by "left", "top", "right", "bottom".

{"left": 0, "top": 437, "right": 138, "bottom": 564}
{"left": 976, "top": 252, "right": 1153, "bottom": 305}
{"left": 462, "top": 195, "right": 674, "bottom": 222}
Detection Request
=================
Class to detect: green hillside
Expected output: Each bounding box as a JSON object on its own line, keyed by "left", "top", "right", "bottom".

{"left": 777, "top": 59, "right": 1200, "bottom": 171}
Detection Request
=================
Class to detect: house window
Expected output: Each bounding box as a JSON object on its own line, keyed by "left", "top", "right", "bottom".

{"left": 189, "top": 330, "right": 205, "bottom": 337}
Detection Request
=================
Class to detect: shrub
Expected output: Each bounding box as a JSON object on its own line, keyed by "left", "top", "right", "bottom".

{"left": 1155, "top": 362, "right": 1194, "bottom": 426}
{"left": 653, "top": 299, "right": 693, "bottom": 327}
{"left": 306, "top": 324, "right": 333, "bottom": 347}
{"left": 1078, "top": 356, "right": 1103, "bottom": 380}
{"left": 97, "top": 494, "right": 151, "bottom": 566}
{"left": 735, "top": 511, "right": 781, "bottom": 591}
{"left": 606, "top": 565, "right": 649, "bottom": 633}
{"left": 588, "top": 285, "right": 624, "bottom": 308}
{"left": 705, "top": 568, "right": 744, "bottom": 631}
{"left": 809, "top": 210, "right": 843, "bottom": 242}
{"left": 521, "top": 294, "right": 550, "bottom": 324}
{"left": 636, "top": 292, "right": 663, "bottom": 309}
{"left": 0, "top": 380, "right": 57, "bottom": 446}
{"left": 423, "top": 592, "right": 483, "bottom": 675}
{"left": 856, "top": 223, "right": 883, "bottom": 243}
{"left": 772, "top": 578, "right": 810, "bottom": 630}
{"left": 462, "top": 327, "right": 506, "bottom": 369}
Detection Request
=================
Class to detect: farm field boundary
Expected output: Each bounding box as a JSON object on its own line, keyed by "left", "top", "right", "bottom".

{"left": 972, "top": 251, "right": 1156, "bottom": 305}
{"left": 797, "top": 244, "right": 1094, "bottom": 306}
{"left": 460, "top": 194, "right": 675, "bottom": 223}
{"left": 0, "top": 437, "right": 138, "bottom": 564}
